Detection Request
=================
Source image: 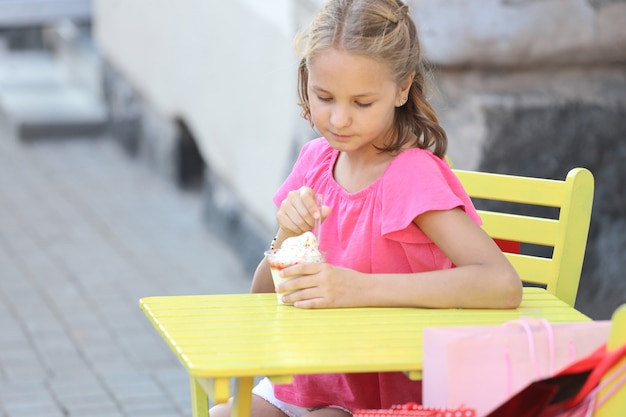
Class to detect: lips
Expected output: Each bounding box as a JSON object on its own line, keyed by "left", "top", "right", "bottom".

{"left": 330, "top": 131, "right": 352, "bottom": 140}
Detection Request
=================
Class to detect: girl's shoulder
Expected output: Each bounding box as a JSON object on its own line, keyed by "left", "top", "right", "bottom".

{"left": 287, "top": 137, "right": 337, "bottom": 183}
{"left": 387, "top": 147, "right": 450, "bottom": 178}
{"left": 300, "top": 137, "right": 334, "bottom": 158}
{"left": 379, "top": 147, "right": 481, "bottom": 234}
{"left": 380, "top": 146, "right": 468, "bottom": 207}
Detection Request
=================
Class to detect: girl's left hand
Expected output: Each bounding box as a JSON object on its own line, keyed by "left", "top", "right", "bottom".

{"left": 276, "top": 262, "right": 364, "bottom": 308}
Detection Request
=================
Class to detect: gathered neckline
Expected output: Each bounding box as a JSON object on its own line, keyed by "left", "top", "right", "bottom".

{"left": 326, "top": 145, "right": 420, "bottom": 199}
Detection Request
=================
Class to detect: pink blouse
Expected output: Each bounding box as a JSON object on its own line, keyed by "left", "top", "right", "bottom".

{"left": 272, "top": 138, "right": 480, "bottom": 410}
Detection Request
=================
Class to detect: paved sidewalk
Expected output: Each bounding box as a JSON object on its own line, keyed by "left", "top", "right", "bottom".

{"left": 0, "top": 130, "right": 251, "bottom": 416}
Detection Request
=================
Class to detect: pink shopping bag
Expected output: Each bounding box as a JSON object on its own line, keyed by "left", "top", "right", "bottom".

{"left": 422, "top": 319, "right": 611, "bottom": 417}
{"left": 485, "top": 342, "right": 626, "bottom": 417}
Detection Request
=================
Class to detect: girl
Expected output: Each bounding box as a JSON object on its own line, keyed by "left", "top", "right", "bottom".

{"left": 211, "top": 0, "right": 522, "bottom": 415}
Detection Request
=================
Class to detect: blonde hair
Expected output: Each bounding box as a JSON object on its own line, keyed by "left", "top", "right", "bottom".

{"left": 295, "top": 0, "right": 447, "bottom": 157}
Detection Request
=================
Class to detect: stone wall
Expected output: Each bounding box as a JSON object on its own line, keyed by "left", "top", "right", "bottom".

{"left": 476, "top": 99, "right": 625, "bottom": 320}
{"left": 421, "top": 0, "right": 626, "bottom": 319}
{"left": 414, "top": 0, "right": 626, "bottom": 68}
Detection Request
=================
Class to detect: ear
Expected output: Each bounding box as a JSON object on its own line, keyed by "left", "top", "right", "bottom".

{"left": 396, "top": 71, "right": 415, "bottom": 107}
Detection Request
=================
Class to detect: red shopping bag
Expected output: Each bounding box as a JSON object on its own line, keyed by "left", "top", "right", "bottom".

{"left": 485, "top": 342, "right": 626, "bottom": 416}
{"left": 422, "top": 319, "right": 611, "bottom": 416}
{"left": 352, "top": 402, "right": 476, "bottom": 417}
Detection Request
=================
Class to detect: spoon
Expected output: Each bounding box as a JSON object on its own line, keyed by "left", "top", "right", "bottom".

{"left": 316, "top": 194, "right": 323, "bottom": 244}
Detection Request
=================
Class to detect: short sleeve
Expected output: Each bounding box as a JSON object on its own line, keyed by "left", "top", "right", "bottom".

{"left": 273, "top": 138, "right": 333, "bottom": 207}
{"left": 380, "top": 149, "right": 481, "bottom": 243}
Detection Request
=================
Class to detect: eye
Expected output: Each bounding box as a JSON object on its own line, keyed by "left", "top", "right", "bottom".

{"left": 355, "top": 101, "right": 373, "bottom": 108}
{"left": 316, "top": 95, "right": 332, "bottom": 102}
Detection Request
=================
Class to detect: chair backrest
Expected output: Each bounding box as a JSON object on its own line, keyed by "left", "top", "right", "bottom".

{"left": 453, "top": 167, "right": 594, "bottom": 307}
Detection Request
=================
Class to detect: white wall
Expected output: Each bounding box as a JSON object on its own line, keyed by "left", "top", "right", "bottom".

{"left": 93, "top": 0, "right": 304, "bottom": 228}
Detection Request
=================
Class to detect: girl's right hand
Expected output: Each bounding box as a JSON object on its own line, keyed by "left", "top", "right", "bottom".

{"left": 276, "top": 186, "right": 330, "bottom": 237}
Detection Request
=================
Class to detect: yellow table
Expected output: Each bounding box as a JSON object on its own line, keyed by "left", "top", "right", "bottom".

{"left": 139, "top": 288, "right": 590, "bottom": 417}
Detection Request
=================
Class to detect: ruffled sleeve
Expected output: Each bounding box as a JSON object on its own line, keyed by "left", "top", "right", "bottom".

{"left": 380, "top": 149, "right": 481, "bottom": 244}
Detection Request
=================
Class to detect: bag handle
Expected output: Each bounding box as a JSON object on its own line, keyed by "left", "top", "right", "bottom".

{"left": 565, "top": 342, "right": 626, "bottom": 408}
{"left": 501, "top": 319, "right": 555, "bottom": 396}
{"left": 502, "top": 319, "right": 555, "bottom": 377}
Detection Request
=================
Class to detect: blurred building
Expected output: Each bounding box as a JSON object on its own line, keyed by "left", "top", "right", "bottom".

{"left": 0, "top": 0, "right": 106, "bottom": 140}
{"left": 0, "top": 0, "right": 91, "bottom": 32}
{"left": 93, "top": 0, "right": 306, "bottom": 251}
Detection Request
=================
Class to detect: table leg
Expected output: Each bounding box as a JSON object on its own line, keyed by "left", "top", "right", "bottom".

{"left": 230, "top": 377, "right": 254, "bottom": 417}
{"left": 191, "top": 377, "right": 209, "bottom": 417}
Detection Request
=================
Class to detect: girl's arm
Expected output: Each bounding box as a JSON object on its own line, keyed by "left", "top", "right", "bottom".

{"left": 250, "top": 228, "right": 290, "bottom": 293}
{"left": 250, "top": 257, "right": 274, "bottom": 293}
{"left": 377, "top": 207, "right": 522, "bottom": 308}
{"left": 277, "top": 207, "right": 523, "bottom": 309}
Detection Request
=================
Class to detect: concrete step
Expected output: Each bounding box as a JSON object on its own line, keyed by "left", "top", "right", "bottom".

{"left": 0, "top": 50, "right": 107, "bottom": 140}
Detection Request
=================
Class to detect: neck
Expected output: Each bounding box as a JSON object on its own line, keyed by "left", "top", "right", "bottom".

{"left": 333, "top": 148, "right": 395, "bottom": 193}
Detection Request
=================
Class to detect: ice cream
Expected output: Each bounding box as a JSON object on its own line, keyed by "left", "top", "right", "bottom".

{"left": 264, "top": 231, "right": 325, "bottom": 304}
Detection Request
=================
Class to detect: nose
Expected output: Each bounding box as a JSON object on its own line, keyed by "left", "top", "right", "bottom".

{"left": 329, "top": 104, "right": 351, "bottom": 130}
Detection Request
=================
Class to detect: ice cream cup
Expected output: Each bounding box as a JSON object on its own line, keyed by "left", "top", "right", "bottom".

{"left": 264, "top": 249, "right": 326, "bottom": 304}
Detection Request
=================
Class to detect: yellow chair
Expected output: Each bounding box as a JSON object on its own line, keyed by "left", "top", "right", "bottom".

{"left": 596, "top": 304, "right": 626, "bottom": 416}
{"left": 452, "top": 167, "right": 594, "bottom": 307}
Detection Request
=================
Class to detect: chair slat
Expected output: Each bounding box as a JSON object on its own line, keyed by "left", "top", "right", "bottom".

{"left": 505, "top": 254, "right": 556, "bottom": 289}
{"left": 479, "top": 211, "right": 558, "bottom": 246}
{"left": 454, "top": 170, "right": 565, "bottom": 207}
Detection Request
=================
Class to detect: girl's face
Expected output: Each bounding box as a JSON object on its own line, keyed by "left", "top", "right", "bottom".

{"left": 307, "top": 48, "right": 408, "bottom": 155}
